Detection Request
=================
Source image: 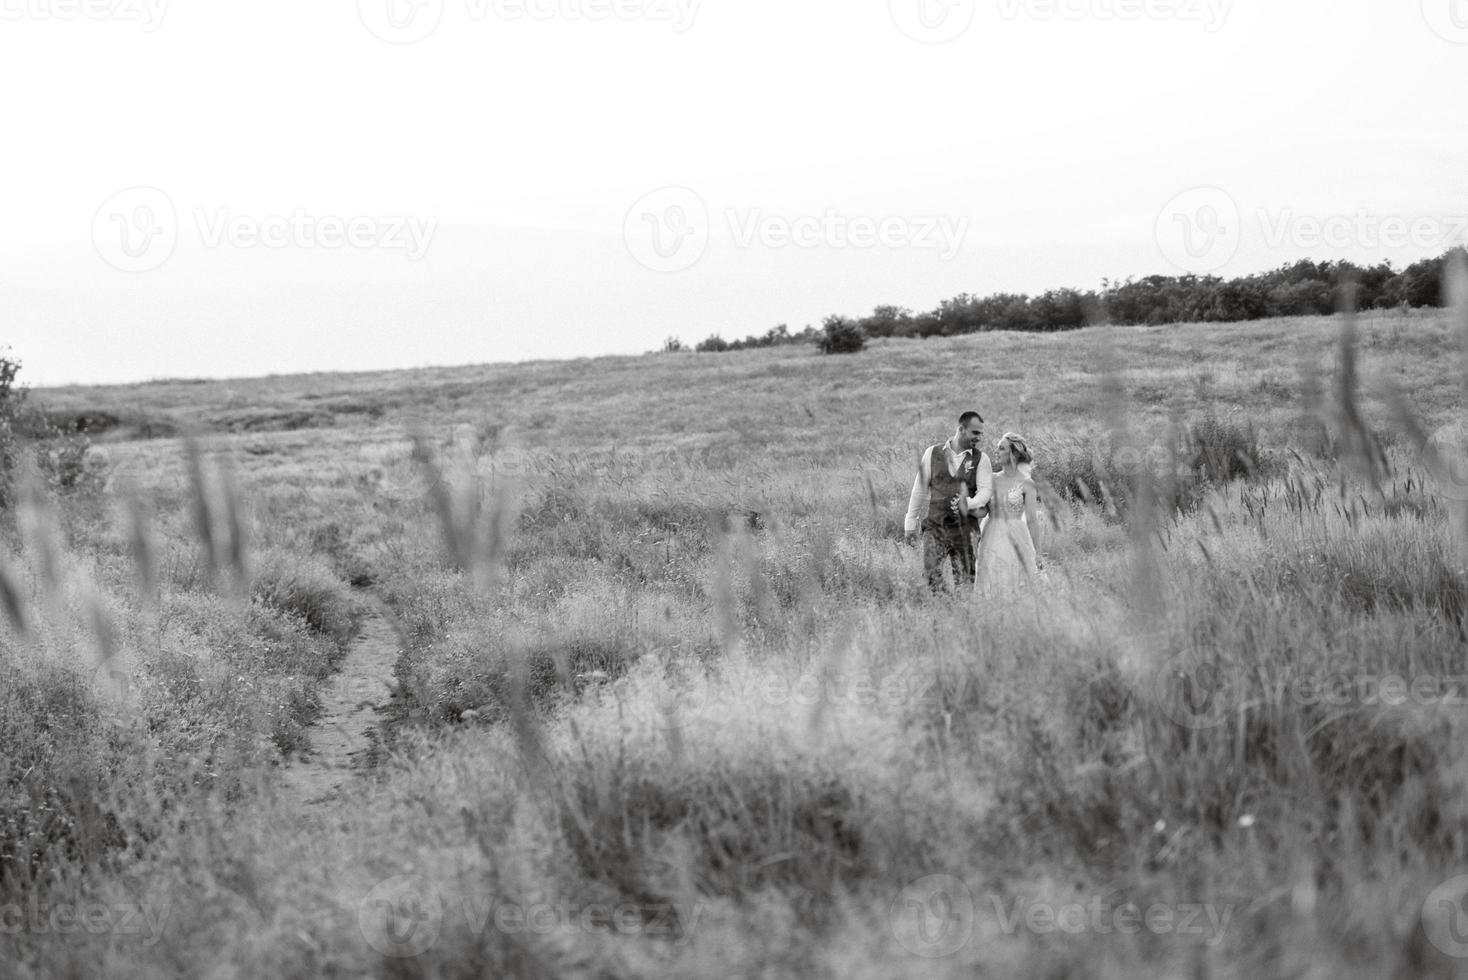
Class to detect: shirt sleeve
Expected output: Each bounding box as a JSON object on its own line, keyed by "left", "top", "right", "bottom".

{"left": 967, "top": 453, "right": 994, "bottom": 511}
{"left": 903, "top": 447, "right": 932, "bottom": 534}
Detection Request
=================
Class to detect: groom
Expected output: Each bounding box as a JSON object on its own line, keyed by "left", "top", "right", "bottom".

{"left": 904, "top": 412, "right": 994, "bottom": 592}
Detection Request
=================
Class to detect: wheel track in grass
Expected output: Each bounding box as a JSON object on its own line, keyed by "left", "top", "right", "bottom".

{"left": 276, "top": 602, "right": 403, "bottom": 808}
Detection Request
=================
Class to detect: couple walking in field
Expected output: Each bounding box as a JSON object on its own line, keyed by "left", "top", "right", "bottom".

{"left": 903, "top": 412, "right": 1043, "bottom": 596}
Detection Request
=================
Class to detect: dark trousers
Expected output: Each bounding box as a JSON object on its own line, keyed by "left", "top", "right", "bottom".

{"left": 922, "top": 520, "right": 979, "bottom": 592}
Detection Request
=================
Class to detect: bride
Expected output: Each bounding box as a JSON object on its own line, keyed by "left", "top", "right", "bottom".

{"left": 959, "top": 432, "right": 1041, "bottom": 596}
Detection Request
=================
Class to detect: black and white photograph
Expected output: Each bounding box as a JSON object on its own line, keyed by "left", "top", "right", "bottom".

{"left": 3, "top": 2, "right": 1468, "bottom": 976}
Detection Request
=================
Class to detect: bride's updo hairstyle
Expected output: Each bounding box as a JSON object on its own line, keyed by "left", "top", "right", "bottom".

{"left": 1001, "top": 432, "right": 1034, "bottom": 465}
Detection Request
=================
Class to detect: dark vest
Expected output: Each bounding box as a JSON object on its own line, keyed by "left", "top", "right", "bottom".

{"left": 924, "top": 443, "right": 982, "bottom": 528}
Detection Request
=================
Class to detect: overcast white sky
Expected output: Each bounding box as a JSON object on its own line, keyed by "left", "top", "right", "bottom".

{"left": 1, "top": 0, "right": 1465, "bottom": 385}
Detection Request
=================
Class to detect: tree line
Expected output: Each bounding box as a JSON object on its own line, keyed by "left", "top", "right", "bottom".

{"left": 664, "top": 248, "right": 1466, "bottom": 356}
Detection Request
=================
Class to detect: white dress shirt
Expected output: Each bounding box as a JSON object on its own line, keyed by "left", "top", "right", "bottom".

{"left": 904, "top": 441, "right": 995, "bottom": 534}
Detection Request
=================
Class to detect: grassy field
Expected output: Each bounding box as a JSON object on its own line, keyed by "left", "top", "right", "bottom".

{"left": 5, "top": 303, "right": 1468, "bottom": 978}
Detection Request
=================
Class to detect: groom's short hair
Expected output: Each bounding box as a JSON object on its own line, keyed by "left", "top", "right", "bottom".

{"left": 959, "top": 411, "right": 984, "bottom": 426}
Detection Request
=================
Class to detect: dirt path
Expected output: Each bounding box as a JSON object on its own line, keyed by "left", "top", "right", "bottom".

{"left": 277, "top": 610, "right": 401, "bottom": 808}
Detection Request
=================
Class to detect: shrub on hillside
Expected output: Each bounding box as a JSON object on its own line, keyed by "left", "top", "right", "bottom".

{"left": 252, "top": 553, "right": 362, "bottom": 651}
{"left": 0, "top": 354, "right": 103, "bottom": 509}
{"left": 0, "top": 356, "right": 20, "bottom": 509}
{"left": 403, "top": 618, "right": 645, "bottom": 725}
{"left": 816, "top": 316, "right": 865, "bottom": 354}
{"left": 1189, "top": 413, "right": 1265, "bottom": 483}
{"left": 0, "top": 662, "right": 135, "bottom": 896}
{"left": 1041, "top": 416, "right": 1268, "bottom": 520}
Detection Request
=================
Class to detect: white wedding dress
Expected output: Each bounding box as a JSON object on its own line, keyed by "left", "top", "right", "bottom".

{"left": 974, "top": 482, "right": 1039, "bottom": 597}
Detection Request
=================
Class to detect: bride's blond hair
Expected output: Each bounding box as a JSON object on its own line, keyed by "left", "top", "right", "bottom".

{"left": 1001, "top": 432, "right": 1033, "bottom": 465}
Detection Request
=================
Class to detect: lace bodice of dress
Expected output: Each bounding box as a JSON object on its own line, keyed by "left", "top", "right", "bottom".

{"left": 992, "top": 483, "right": 1026, "bottom": 520}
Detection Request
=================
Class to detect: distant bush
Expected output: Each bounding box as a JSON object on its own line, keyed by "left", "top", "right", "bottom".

{"left": 854, "top": 305, "right": 914, "bottom": 338}
{"left": 692, "top": 324, "right": 819, "bottom": 354}
{"left": 817, "top": 316, "right": 865, "bottom": 355}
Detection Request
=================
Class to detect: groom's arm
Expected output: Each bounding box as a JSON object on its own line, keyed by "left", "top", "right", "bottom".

{"left": 967, "top": 452, "right": 995, "bottom": 512}
{"left": 902, "top": 447, "right": 933, "bottom": 539}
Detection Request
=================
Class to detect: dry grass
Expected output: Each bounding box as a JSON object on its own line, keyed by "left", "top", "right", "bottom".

{"left": 3, "top": 302, "right": 1468, "bottom": 977}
